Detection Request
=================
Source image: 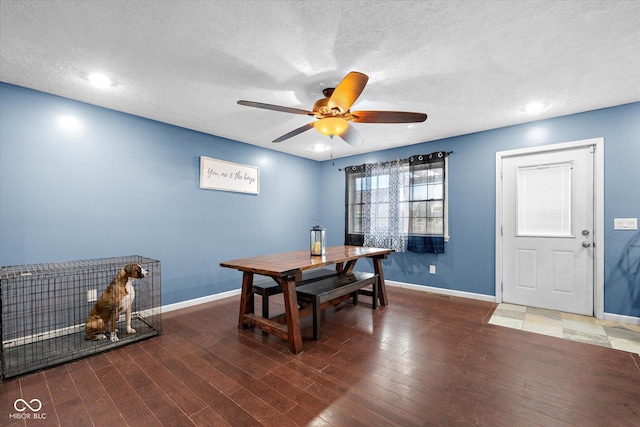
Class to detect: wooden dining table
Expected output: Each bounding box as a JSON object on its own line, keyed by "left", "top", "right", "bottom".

{"left": 220, "top": 245, "right": 393, "bottom": 354}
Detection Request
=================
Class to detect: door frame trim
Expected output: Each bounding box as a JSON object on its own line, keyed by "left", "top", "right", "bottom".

{"left": 495, "top": 138, "right": 604, "bottom": 319}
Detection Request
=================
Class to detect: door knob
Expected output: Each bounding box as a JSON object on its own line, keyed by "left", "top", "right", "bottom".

{"left": 582, "top": 230, "right": 590, "bottom": 236}
{"left": 582, "top": 241, "right": 591, "bottom": 248}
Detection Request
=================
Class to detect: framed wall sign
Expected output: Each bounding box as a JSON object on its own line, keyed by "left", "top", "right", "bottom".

{"left": 200, "top": 156, "right": 260, "bottom": 194}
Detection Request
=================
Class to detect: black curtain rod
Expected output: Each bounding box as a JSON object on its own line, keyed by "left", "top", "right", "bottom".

{"left": 338, "top": 151, "right": 453, "bottom": 171}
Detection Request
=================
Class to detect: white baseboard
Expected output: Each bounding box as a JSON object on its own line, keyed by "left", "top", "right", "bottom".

{"left": 385, "top": 280, "right": 496, "bottom": 303}
{"left": 161, "top": 288, "right": 242, "bottom": 313}
{"left": 603, "top": 312, "right": 640, "bottom": 326}
{"left": 160, "top": 281, "right": 496, "bottom": 314}
{"left": 160, "top": 283, "right": 640, "bottom": 327}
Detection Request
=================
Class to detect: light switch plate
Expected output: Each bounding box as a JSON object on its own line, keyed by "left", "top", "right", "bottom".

{"left": 614, "top": 218, "right": 638, "bottom": 230}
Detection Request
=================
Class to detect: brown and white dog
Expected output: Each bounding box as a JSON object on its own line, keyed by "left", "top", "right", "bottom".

{"left": 84, "top": 263, "right": 148, "bottom": 342}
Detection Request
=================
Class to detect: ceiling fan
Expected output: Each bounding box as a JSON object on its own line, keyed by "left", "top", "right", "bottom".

{"left": 237, "top": 71, "right": 427, "bottom": 147}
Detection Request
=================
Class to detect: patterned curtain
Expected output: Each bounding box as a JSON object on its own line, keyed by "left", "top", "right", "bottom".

{"left": 362, "top": 158, "right": 407, "bottom": 252}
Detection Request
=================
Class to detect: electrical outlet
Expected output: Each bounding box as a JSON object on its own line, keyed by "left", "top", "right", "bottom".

{"left": 87, "top": 289, "right": 97, "bottom": 303}
{"left": 429, "top": 265, "right": 436, "bottom": 274}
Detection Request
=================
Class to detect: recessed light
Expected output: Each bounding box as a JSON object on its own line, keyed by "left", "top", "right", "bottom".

{"left": 88, "top": 73, "right": 112, "bottom": 88}
{"left": 312, "top": 144, "right": 329, "bottom": 152}
{"left": 522, "top": 101, "right": 548, "bottom": 114}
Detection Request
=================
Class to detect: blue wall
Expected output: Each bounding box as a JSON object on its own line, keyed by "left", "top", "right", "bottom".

{"left": 1, "top": 83, "right": 639, "bottom": 317}
{"left": 319, "top": 102, "right": 640, "bottom": 318}
{"left": 0, "top": 83, "right": 320, "bottom": 305}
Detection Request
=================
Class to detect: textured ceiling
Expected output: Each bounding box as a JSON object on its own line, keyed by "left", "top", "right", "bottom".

{"left": 1, "top": 0, "right": 639, "bottom": 161}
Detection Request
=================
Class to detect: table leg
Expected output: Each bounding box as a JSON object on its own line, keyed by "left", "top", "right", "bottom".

{"left": 336, "top": 260, "right": 357, "bottom": 274}
{"left": 372, "top": 257, "right": 388, "bottom": 306}
{"left": 281, "top": 277, "right": 303, "bottom": 353}
{"left": 238, "top": 271, "right": 254, "bottom": 329}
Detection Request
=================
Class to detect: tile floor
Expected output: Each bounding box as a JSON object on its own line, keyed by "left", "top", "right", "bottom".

{"left": 489, "top": 303, "right": 640, "bottom": 355}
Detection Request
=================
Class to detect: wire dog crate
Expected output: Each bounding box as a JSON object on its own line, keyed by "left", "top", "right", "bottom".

{"left": 0, "top": 255, "right": 161, "bottom": 380}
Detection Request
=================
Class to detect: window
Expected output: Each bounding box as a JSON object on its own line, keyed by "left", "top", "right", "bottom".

{"left": 345, "top": 166, "right": 366, "bottom": 246}
{"left": 345, "top": 152, "right": 449, "bottom": 253}
{"left": 517, "top": 162, "right": 572, "bottom": 236}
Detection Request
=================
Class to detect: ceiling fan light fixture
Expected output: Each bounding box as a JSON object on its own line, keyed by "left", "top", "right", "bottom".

{"left": 237, "top": 71, "right": 427, "bottom": 145}
{"left": 313, "top": 117, "right": 348, "bottom": 137}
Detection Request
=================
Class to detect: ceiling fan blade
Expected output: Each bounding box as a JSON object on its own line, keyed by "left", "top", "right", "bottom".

{"left": 237, "top": 100, "right": 313, "bottom": 116}
{"left": 327, "top": 72, "right": 369, "bottom": 113}
{"left": 339, "top": 124, "right": 364, "bottom": 147}
{"left": 273, "top": 122, "right": 316, "bottom": 143}
{"left": 351, "top": 110, "right": 428, "bottom": 123}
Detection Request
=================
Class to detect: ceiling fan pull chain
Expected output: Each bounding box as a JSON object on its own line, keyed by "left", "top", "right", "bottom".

{"left": 330, "top": 136, "right": 335, "bottom": 165}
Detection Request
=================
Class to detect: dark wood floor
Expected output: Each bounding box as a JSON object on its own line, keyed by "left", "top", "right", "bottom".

{"left": 2, "top": 286, "right": 639, "bottom": 426}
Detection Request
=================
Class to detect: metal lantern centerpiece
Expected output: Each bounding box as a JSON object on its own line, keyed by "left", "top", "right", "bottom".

{"left": 310, "top": 224, "right": 326, "bottom": 256}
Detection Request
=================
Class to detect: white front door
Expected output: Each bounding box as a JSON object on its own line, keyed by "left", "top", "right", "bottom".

{"left": 501, "top": 145, "right": 595, "bottom": 315}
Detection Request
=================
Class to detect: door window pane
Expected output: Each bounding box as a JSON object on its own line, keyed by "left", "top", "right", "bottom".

{"left": 517, "top": 162, "right": 572, "bottom": 236}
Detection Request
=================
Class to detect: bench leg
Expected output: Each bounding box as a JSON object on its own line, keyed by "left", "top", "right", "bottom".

{"left": 352, "top": 290, "right": 358, "bottom": 305}
{"left": 313, "top": 297, "right": 321, "bottom": 340}
{"left": 372, "top": 278, "right": 378, "bottom": 310}
{"left": 261, "top": 291, "right": 270, "bottom": 319}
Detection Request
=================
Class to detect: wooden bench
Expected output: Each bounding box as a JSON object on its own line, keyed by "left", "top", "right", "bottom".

{"left": 295, "top": 271, "right": 378, "bottom": 340}
{"left": 252, "top": 268, "right": 338, "bottom": 318}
